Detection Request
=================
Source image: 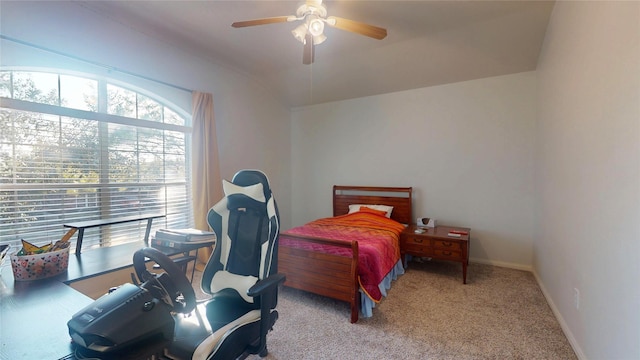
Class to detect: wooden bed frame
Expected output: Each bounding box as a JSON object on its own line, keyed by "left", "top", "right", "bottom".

{"left": 278, "top": 185, "right": 413, "bottom": 323}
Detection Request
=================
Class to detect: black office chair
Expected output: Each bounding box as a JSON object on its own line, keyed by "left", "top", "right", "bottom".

{"left": 168, "top": 169, "right": 285, "bottom": 360}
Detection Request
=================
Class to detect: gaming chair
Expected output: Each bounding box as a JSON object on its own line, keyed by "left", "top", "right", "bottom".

{"left": 168, "top": 169, "right": 284, "bottom": 360}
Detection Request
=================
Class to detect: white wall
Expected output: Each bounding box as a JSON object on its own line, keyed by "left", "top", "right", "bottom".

{"left": 0, "top": 1, "right": 293, "bottom": 229}
{"left": 534, "top": 2, "right": 640, "bottom": 359}
{"left": 291, "top": 72, "right": 537, "bottom": 269}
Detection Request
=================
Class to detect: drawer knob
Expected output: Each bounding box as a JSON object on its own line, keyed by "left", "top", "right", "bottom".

{"left": 414, "top": 238, "right": 423, "bottom": 243}
{"left": 443, "top": 242, "right": 452, "bottom": 247}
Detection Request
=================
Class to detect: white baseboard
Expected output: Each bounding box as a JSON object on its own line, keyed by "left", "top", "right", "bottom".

{"left": 532, "top": 270, "right": 587, "bottom": 360}
{"left": 469, "top": 257, "right": 532, "bottom": 272}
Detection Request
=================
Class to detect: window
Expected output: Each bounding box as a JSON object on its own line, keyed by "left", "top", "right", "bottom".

{"left": 0, "top": 70, "right": 192, "bottom": 251}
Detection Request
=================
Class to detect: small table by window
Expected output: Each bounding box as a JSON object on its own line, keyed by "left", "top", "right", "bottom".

{"left": 63, "top": 214, "right": 166, "bottom": 255}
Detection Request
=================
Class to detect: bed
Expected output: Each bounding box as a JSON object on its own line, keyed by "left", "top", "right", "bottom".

{"left": 278, "top": 185, "right": 413, "bottom": 323}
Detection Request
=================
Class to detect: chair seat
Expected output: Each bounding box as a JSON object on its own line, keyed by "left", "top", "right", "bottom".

{"left": 205, "top": 288, "right": 260, "bottom": 331}
{"left": 192, "top": 310, "right": 261, "bottom": 360}
{"left": 168, "top": 290, "right": 258, "bottom": 360}
{"left": 169, "top": 313, "right": 212, "bottom": 359}
{"left": 167, "top": 293, "right": 268, "bottom": 360}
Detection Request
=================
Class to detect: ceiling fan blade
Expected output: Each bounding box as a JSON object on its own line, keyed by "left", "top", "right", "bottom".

{"left": 303, "top": 33, "right": 315, "bottom": 65}
{"left": 326, "top": 16, "right": 387, "bottom": 40}
{"left": 232, "top": 16, "right": 293, "bottom": 28}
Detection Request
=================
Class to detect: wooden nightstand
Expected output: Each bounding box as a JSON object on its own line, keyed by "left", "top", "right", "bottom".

{"left": 400, "top": 224, "right": 471, "bottom": 284}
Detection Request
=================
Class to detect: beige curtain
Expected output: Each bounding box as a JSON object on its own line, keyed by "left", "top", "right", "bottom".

{"left": 191, "top": 91, "right": 222, "bottom": 270}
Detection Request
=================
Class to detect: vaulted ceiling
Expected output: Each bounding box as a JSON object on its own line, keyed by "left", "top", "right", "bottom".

{"left": 78, "top": 1, "right": 555, "bottom": 107}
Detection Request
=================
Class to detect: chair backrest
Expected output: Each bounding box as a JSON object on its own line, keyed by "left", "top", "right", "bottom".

{"left": 201, "top": 170, "right": 279, "bottom": 296}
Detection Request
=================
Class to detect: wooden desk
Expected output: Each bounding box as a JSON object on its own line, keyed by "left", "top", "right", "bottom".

{"left": 63, "top": 214, "right": 166, "bottom": 255}
{"left": 0, "top": 241, "right": 199, "bottom": 359}
{"left": 0, "top": 268, "right": 90, "bottom": 359}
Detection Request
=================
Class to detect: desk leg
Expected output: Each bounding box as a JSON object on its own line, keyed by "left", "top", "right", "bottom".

{"left": 143, "top": 219, "right": 154, "bottom": 245}
{"left": 191, "top": 249, "right": 198, "bottom": 283}
{"left": 75, "top": 228, "right": 85, "bottom": 256}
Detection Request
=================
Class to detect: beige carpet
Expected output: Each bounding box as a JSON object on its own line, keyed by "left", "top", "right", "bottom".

{"left": 195, "top": 260, "right": 577, "bottom": 360}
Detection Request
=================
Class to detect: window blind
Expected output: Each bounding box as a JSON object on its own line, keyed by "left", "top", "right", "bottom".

{"left": 0, "top": 70, "right": 193, "bottom": 251}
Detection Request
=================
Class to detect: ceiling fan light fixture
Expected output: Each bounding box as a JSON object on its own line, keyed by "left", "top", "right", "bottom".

{"left": 308, "top": 17, "right": 325, "bottom": 36}
{"left": 313, "top": 33, "right": 327, "bottom": 45}
{"left": 296, "top": 2, "right": 327, "bottom": 19}
{"left": 292, "top": 24, "right": 307, "bottom": 43}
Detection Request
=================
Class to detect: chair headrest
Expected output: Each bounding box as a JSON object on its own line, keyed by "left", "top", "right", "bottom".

{"left": 222, "top": 170, "right": 272, "bottom": 211}
{"left": 231, "top": 170, "right": 272, "bottom": 200}
{"left": 223, "top": 180, "right": 266, "bottom": 211}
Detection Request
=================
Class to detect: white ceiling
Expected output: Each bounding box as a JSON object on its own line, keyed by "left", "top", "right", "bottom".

{"left": 77, "top": 0, "right": 555, "bottom": 107}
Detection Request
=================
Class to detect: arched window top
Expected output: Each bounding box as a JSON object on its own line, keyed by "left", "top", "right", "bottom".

{"left": 0, "top": 68, "right": 190, "bottom": 126}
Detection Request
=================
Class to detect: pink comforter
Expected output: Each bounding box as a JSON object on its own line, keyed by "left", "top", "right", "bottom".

{"left": 280, "top": 211, "right": 405, "bottom": 302}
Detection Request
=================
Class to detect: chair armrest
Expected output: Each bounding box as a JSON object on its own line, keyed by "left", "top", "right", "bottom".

{"left": 247, "top": 273, "right": 286, "bottom": 297}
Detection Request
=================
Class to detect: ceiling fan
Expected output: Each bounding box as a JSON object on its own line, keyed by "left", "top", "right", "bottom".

{"left": 231, "top": 0, "right": 387, "bottom": 65}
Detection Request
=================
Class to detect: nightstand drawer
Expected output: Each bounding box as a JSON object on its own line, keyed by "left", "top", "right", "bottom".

{"left": 402, "top": 235, "right": 432, "bottom": 253}
{"left": 403, "top": 235, "right": 431, "bottom": 245}
{"left": 433, "top": 249, "right": 462, "bottom": 260}
{"left": 433, "top": 240, "right": 462, "bottom": 251}
{"left": 402, "top": 242, "right": 434, "bottom": 256}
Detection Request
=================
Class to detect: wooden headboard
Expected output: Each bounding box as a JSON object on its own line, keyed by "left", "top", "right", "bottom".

{"left": 333, "top": 185, "right": 413, "bottom": 224}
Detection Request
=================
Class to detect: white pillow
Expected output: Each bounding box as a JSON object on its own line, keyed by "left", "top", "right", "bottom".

{"left": 348, "top": 204, "right": 393, "bottom": 218}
